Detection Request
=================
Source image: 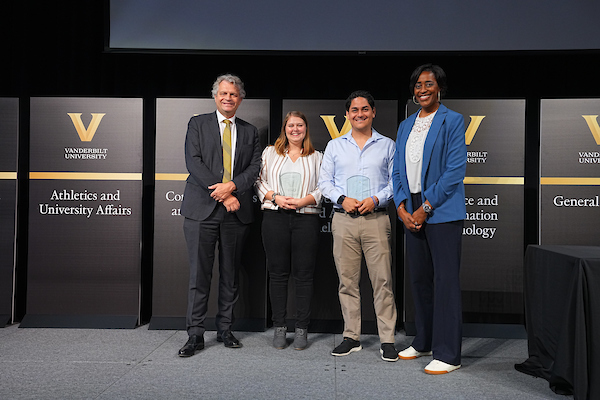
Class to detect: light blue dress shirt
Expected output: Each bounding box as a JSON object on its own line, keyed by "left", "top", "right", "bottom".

{"left": 318, "top": 129, "right": 395, "bottom": 208}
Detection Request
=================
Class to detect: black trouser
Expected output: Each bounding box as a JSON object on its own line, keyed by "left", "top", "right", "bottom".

{"left": 184, "top": 205, "right": 249, "bottom": 336}
{"left": 262, "top": 209, "right": 320, "bottom": 329}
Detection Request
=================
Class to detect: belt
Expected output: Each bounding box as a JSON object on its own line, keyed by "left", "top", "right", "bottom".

{"left": 334, "top": 208, "right": 387, "bottom": 217}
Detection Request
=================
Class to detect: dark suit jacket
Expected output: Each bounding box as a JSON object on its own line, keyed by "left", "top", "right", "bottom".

{"left": 181, "top": 112, "right": 261, "bottom": 224}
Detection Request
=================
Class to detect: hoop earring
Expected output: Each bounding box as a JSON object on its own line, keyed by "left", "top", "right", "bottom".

{"left": 412, "top": 95, "right": 419, "bottom": 105}
{"left": 438, "top": 92, "right": 441, "bottom": 102}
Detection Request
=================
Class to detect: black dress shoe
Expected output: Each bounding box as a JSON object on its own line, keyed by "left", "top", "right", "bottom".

{"left": 178, "top": 335, "right": 204, "bottom": 357}
{"left": 218, "top": 330, "right": 242, "bottom": 348}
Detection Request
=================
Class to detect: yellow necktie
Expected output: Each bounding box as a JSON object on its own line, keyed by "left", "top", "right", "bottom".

{"left": 222, "top": 119, "right": 232, "bottom": 183}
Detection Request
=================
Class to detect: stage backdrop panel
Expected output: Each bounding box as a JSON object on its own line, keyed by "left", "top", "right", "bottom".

{"left": 282, "top": 99, "right": 398, "bottom": 333}
{"left": 540, "top": 99, "right": 600, "bottom": 245}
{"left": 22, "top": 97, "right": 142, "bottom": 328}
{"left": 0, "top": 98, "right": 19, "bottom": 327}
{"left": 151, "top": 98, "right": 270, "bottom": 331}
{"left": 405, "top": 100, "right": 526, "bottom": 338}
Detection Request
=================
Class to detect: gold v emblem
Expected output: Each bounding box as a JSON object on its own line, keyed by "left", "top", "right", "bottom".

{"left": 582, "top": 115, "right": 600, "bottom": 145}
{"left": 320, "top": 115, "right": 352, "bottom": 140}
{"left": 465, "top": 116, "right": 485, "bottom": 145}
{"left": 67, "top": 113, "right": 106, "bottom": 142}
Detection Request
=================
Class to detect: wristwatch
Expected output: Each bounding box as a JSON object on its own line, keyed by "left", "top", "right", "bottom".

{"left": 422, "top": 203, "right": 433, "bottom": 213}
{"left": 337, "top": 195, "right": 346, "bottom": 205}
{"left": 271, "top": 192, "right": 280, "bottom": 204}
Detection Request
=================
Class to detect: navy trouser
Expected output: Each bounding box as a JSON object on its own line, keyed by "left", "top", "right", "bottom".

{"left": 405, "top": 194, "right": 463, "bottom": 365}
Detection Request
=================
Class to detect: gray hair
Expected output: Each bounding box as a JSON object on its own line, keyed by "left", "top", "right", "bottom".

{"left": 211, "top": 74, "right": 246, "bottom": 99}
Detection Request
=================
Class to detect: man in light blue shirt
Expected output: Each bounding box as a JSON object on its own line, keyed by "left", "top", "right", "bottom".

{"left": 318, "top": 90, "right": 398, "bottom": 362}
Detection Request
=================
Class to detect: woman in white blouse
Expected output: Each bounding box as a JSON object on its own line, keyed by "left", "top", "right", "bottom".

{"left": 255, "top": 111, "right": 323, "bottom": 350}
{"left": 393, "top": 64, "right": 467, "bottom": 374}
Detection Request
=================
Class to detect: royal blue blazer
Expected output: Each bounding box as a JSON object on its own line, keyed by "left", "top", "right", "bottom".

{"left": 393, "top": 104, "right": 466, "bottom": 224}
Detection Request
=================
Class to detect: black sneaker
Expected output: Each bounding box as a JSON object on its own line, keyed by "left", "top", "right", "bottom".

{"left": 331, "top": 337, "right": 362, "bottom": 356}
{"left": 380, "top": 343, "right": 399, "bottom": 362}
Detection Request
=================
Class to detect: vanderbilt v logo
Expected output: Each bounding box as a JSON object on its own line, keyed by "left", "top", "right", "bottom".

{"left": 582, "top": 115, "right": 600, "bottom": 145}
{"left": 67, "top": 113, "right": 106, "bottom": 142}
{"left": 320, "top": 115, "right": 352, "bottom": 140}
{"left": 465, "top": 116, "right": 485, "bottom": 145}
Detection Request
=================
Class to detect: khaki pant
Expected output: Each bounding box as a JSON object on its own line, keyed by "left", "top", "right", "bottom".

{"left": 332, "top": 211, "right": 397, "bottom": 343}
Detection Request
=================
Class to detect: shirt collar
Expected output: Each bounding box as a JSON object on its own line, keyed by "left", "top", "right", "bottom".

{"left": 216, "top": 110, "right": 236, "bottom": 125}
{"left": 342, "top": 128, "right": 384, "bottom": 144}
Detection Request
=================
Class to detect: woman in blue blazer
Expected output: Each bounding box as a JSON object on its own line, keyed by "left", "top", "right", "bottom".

{"left": 393, "top": 64, "right": 466, "bottom": 374}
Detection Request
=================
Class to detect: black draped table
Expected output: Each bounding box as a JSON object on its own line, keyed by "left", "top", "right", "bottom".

{"left": 515, "top": 245, "right": 600, "bottom": 400}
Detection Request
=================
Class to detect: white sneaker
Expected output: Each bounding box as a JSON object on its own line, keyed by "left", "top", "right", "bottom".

{"left": 424, "top": 359, "right": 461, "bottom": 374}
{"left": 398, "top": 346, "right": 433, "bottom": 360}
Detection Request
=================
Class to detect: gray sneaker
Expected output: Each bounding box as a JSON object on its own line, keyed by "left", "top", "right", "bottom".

{"left": 293, "top": 328, "right": 308, "bottom": 350}
{"left": 273, "top": 326, "right": 287, "bottom": 349}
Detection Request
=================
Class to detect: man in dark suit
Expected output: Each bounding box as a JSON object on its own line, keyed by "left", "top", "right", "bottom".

{"left": 178, "top": 74, "right": 261, "bottom": 357}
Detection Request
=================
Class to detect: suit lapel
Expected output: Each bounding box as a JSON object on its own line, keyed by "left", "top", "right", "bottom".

{"left": 421, "top": 105, "right": 447, "bottom": 175}
{"left": 210, "top": 112, "right": 223, "bottom": 163}
{"left": 399, "top": 113, "right": 418, "bottom": 157}
{"left": 234, "top": 121, "right": 245, "bottom": 163}
{"left": 398, "top": 113, "right": 418, "bottom": 210}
